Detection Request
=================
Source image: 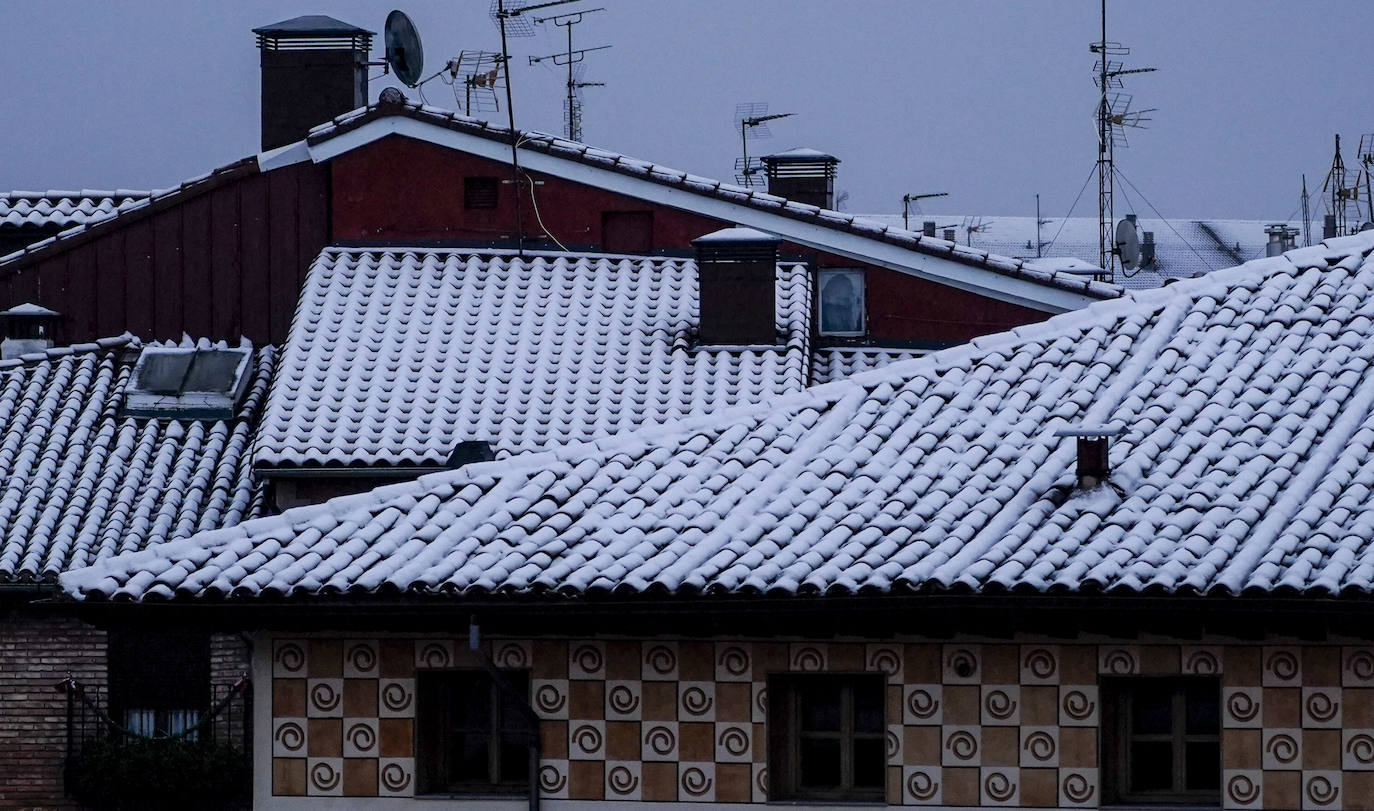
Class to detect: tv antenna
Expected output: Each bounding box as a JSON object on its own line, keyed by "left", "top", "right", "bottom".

{"left": 531, "top": 7, "right": 611, "bottom": 142}
{"left": 1358, "top": 133, "right": 1374, "bottom": 224}
{"left": 963, "top": 216, "right": 995, "bottom": 247}
{"left": 901, "top": 192, "right": 948, "bottom": 231}
{"left": 443, "top": 51, "right": 503, "bottom": 114}
{"left": 734, "top": 103, "right": 793, "bottom": 187}
{"left": 1323, "top": 134, "right": 1366, "bottom": 237}
{"left": 1091, "top": 0, "right": 1155, "bottom": 280}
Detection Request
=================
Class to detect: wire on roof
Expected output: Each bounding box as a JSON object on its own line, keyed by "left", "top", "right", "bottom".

{"left": 1042, "top": 163, "right": 1098, "bottom": 256}
{"left": 1112, "top": 166, "right": 1217, "bottom": 273}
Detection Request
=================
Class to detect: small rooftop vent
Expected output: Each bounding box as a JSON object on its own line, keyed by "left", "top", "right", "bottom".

{"left": 0, "top": 303, "right": 59, "bottom": 360}
{"left": 692, "top": 227, "right": 780, "bottom": 346}
{"left": 761, "top": 148, "right": 839, "bottom": 209}
{"left": 1054, "top": 424, "right": 1123, "bottom": 489}
{"left": 922, "top": 221, "right": 937, "bottom": 238}
{"left": 1141, "top": 231, "right": 1156, "bottom": 267}
{"left": 123, "top": 345, "right": 253, "bottom": 419}
{"left": 1265, "top": 223, "right": 1299, "bottom": 257}
{"left": 253, "top": 15, "right": 374, "bottom": 151}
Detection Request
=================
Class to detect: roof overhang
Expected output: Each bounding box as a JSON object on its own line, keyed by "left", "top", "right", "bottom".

{"left": 261, "top": 116, "right": 1101, "bottom": 313}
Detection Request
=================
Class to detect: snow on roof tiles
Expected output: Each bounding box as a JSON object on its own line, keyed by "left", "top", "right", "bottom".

{"left": 253, "top": 248, "right": 813, "bottom": 469}
{"left": 64, "top": 231, "right": 1374, "bottom": 603}
{"left": 0, "top": 190, "right": 150, "bottom": 230}
{"left": 0, "top": 338, "right": 275, "bottom": 583}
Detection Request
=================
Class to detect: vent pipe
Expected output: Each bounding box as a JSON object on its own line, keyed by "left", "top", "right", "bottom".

{"left": 1141, "top": 231, "right": 1156, "bottom": 267}
{"left": 692, "top": 227, "right": 780, "bottom": 346}
{"left": 253, "top": 16, "right": 374, "bottom": 151}
{"left": 1054, "top": 425, "right": 1124, "bottom": 489}
{"left": 760, "top": 148, "right": 839, "bottom": 209}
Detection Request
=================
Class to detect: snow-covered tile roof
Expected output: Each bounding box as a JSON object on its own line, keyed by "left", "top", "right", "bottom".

{"left": 0, "top": 337, "right": 275, "bottom": 583}
{"left": 0, "top": 190, "right": 150, "bottom": 230}
{"left": 253, "top": 247, "right": 813, "bottom": 468}
{"left": 809, "top": 347, "right": 930, "bottom": 385}
{"left": 65, "top": 231, "right": 1374, "bottom": 603}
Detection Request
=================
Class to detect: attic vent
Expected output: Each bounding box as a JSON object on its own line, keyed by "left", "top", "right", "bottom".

{"left": 692, "top": 227, "right": 780, "bottom": 346}
{"left": 123, "top": 346, "right": 253, "bottom": 419}
{"left": 1055, "top": 424, "right": 1123, "bottom": 489}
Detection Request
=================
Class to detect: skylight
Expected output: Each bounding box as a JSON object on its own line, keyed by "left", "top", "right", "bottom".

{"left": 122, "top": 346, "right": 252, "bottom": 419}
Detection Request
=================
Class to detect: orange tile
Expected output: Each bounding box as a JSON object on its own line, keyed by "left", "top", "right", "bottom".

{"left": 1263, "top": 770, "right": 1300, "bottom": 810}
{"left": 1304, "top": 648, "right": 1342, "bottom": 686}
{"left": 1020, "top": 767, "right": 1058, "bottom": 807}
{"left": 716, "top": 763, "right": 751, "bottom": 803}
{"left": 342, "top": 678, "right": 377, "bottom": 717}
{"left": 605, "top": 641, "right": 640, "bottom": 680}
{"left": 1225, "top": 646, "right": 1261, "bottom": 687}
{"left": 308, "top": 718, "right": 342, "bottom": 757}
{"left": 309, "top": 640, "right": 343, "bottom": 678}
{"left": 343, "top": 758, "right": 377, "bottom": 797}
{"left": 642, "top": 762, "right": 678, "bottom": 801}
{"left": 1021, "top": 686, "right": 1058, "bottom": 726}
{"left": 274, "top": 678, "right": 306, "bottom": 717}
{"left": 273, "top": 758, "right": 306, "bottom": 796}
{"left": 533, "top": 640, "right": 569, "bottom": 679}
{"left": 569, "top": 761, "right": 605, "bottom": 800}
{"left": 606, "top": 721, "right": 640, "bottom": 760}
{"left": 1223, "top": 729, "right": 1261, "bottom": 770}
{"left": 1263, "top": 688, "right": 1300, "bottom": 727}
{"left": 982, "top": 645, "right": 1018, "bottom": 683}
{"left": 716, "top": 682, "right": 751, "bottom": 722}
{"left": 378, "top": 640, "right": 413, "bottom": 678}
{"left": 569, "top": 680, "right": 605, "bottom": 720}
{"left": 378, "top": 718, "right": 413, "bottom": 758}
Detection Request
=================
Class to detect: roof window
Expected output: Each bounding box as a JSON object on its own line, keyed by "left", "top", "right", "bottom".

{"left": 122, "top": 345, "right": 252, "bottom": 419}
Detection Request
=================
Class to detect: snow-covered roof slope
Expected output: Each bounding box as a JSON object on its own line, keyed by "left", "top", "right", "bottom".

{"left": 809, "top": 347, "right": 928, "bottom": 385}
{"left": 253, "top": 247, "right": 812, "bottom": 468}
{"left": 0, "top": 190, "right": 150, "bottom": 230}
{"left": 0, "top": 338, "right": 274, "bottom": 583}
{"left": 64, "top": 231, "right": 1374, "bottom": 603}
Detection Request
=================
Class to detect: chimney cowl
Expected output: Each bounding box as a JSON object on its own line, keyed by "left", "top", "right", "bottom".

{"left": 254, "top": 15, "right": 375, "bottom": 152}
{"left": 1055, "top": 424, "right": 1124, "bottom": 489}
{"left": 0, "top": 303, "right": 60, "bottom": 360}
{"left": 760, "top": 148, "right": 839, "bottom": 210}
{"left": 692, "top": 227, "right": 780, "bottom": 346}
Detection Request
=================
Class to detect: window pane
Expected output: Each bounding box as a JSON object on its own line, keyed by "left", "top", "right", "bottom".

{"left": 1185, "top": 741, "right": 1220, "bottom": 791}
{"left": 800, "top": 683, "right": 842, "bottom": 731}
{"left": 820, "top": 271, "right": 863, "bottom": 334}
{"left": 500, "top": 741, "right": 530, "bottom": 783}
{"left": 852, "top": 737, "right": 885, "bottom": 787}
{"left": 1185, "top": 683, "right": 1220, "bottom": 734}
{"left": 451, "top": 677, "right": 492, "bottom": 728}
{"left": 449, "top": 731, "right": 491, "bottom": 781}
{"left": 853, "top": 685, "right": 884, "bottom": 733}
{"left": 1130, "top": 740, "right": 1173, "bottom": 792}
{"left": 1131, "top": 684, "right": 1173, "bottom": 735}
{"left": 799, "top": 738, "right": 842, "bottom": 788}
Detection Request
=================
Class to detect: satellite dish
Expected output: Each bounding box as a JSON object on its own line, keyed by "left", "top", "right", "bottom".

{"left": 1116, "top": 217, "right": 1141, "bottom": 270}
{"left": 385, "top": 10, "right": 425, "bottom": 87}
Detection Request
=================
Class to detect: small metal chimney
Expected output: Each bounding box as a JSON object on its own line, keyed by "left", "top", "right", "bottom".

{"left": 943, "top": 228, "right": 957, "bottom": 242}
{"left": 1324, "top": 214, "right": 1338, "bottom": 240}
{"left": 1055, "top": 425, "right": 1123, "bottom": 489}
{"left": 1, "top": 303, "right": 59, "bottom": 360}
{"left": 761, "top": 149, "right": 839, "bottom": 209}
{"left": 1141, "top": 231, "right": 1156, "bottom": 267}
{"left": 922, "top": 221, "right": 937, "bottom": 238}
{"left": 692, "top": 227, "right": 780, "bottom": 345}
{"left": 253, "top": 16, "right": 374, "bottom": 151}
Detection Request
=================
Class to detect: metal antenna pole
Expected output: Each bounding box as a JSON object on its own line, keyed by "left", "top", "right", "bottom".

{"left": 1036, "top": 193, "right": 1042, "bottom": 257}
{"left": 495, "top": 0, "right": 526, "bottom": 256}
{"left": 902, "top": 192, "right": 949, "bottom": 231}
{"left": 534, "top": 8, "right": 606, "bottom": 142}
{"left": 1302, "top": 173, "right": 1312, "bottom": 246}
{"left": 1096, "top": 0, "right": 1112, "bottom": 278}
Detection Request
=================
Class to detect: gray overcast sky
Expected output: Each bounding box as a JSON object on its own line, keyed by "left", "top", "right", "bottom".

{"left": 3, "top": 1, "right": 1371, "bottom": 221}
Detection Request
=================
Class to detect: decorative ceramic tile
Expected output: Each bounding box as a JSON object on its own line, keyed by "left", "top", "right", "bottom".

{"left": 274, "top": 640, "right": 308, "bottom": 678}
{"left": 789, "top": 642, "right": 827, "bottom": 672}
{"left": 750, "top": 682, "right": 767, "bottom": 723}
{"left": 1264, "top": 646, "right": 1303, "bottom": 687}
{"left": 642, "top": 642, "right": 679, "bottom": 681}
{"left": 679, "top": 762, "right": 715, "bottom": 802}
{"left": 1182, "top": 646, "right": 1223, "bottom": 676}
{"left": 714, "top": 722, "right": 752, "bottom": 763}
{"left": 1019, "top": 645, "right": 1060, "bottom": 685}
{"left": 1223, "top": 769, "right": 1263, "bottom": 809}
{"left": 273, "top": 718, "right": 307, "bottom": 757}
{"left": 866, "top": 643, "right": 904, "bottom": 681}
{"left": 1224, "top": 687, "right": 1263, "bottom": 728}
{"left": 941, "top": 725, "right": 981, "bottom": 766}
{"left": 715, "top": 643, "right": 752, "bottom": 682}
{"left": 980, "top": 766, "right": 1019, "bottom": 806}
{"left": 887, "top": 723, "right": 904, "bottom": 766}
{"left": 605, "top": 760, "right": 642, "bottom": 800}
{"left": 569, "top": 720, "right": 607, "bottom": 760}
{"left": 605, "top": 680, "right": 642, "bottom": 720}
{"left": 570, "top": 640, "right": 606, "bottom": 679}
{"left": 1344, "top": 729, "right": 1374, "bottom": 770}
{"left": 533, "top": 679, "right": 570, "bottom": 720}
{"left": 414, "top": 639, "right": 455, "bottom": 669}
{"left": 377, "top": 679, "right": 415, "bottom": 718}
{"left": 1019, "top": 726, "right": 1059, "bottom": 768}
{"left": 1344, "top": 647, "right": 1374, "bottom": 686}
{"left": 1302, "top": 687, "right": 1342, "bottom": 728}
{"left": 904, "top": 684, "right": 943, "bottom": 725}
{"left": 943, "top": 644, "right": 981, "bottom": 684}
{"left": 1097, "top": 645, "right": 1140, "bottom": 675}
{"left": 642, "top": 721, "right": 679, "bottom": 762}
{"left": 1058, "top": 767, "right": 1098, "bottom": 807}
{"left": 342, "top": 640, "right": 378, "bottom": 678}
{"left": 493, "top": 639, "right": 533, "bottom": 669}
{"left": 1058, "top": 686, "right": 1098, "bottom": 727}
{"left": 342, "top": 718, "right": 378, "bottom": 757}
{"left": 903, "top": 765, "right": 942, "bottom": 805}
{"left": 1301, "top": 770, "right": 1341, "bottom": 810}
{"left": 306, "top": 757, "right": 344, "bottom": 796}
{"left": 679, "top": 681, "right": 716, "bottom": 722}
{"left": 307, "top": 679, "right": 344, "bottom": 718}
{"left": 1262, "top": 728, "right": 1302, "bottom": 770}
{"left": 751, "top": 762, "right": 768, "bottom": 803}
{"left": 981, "top": 685, "right": 1020, "bottom": 726}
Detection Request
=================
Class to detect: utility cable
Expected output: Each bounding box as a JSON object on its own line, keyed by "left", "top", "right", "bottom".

{"left": 1042, "top": 163, "right": 1098, "bottom": 255}
{"left": 1113, "top": 166, "right": 1217, "bottom": 273}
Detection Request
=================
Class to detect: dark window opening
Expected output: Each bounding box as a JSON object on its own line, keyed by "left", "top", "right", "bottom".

{"left": 417, "top": 670, "right": 534, "bottom": 795}
{"left": 1103, "top": 677, "right": 1220, "bottom": 805}
{"left": 601, "top": 211, "right": 654, "bottom": 254}
{"left": 465, "top": 177, "right": 500, "bottom": 210}
{"left": 108, "top": 629, "right": 210, "bottom": 738}
{"left": 818, "top": 268, "right": 865, "bottom": 336}
{"left": 768, "top": 674, "right": 885, "bottom": 802}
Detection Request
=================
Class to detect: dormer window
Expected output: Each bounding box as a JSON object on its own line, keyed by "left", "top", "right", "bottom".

{"left": 122, "top": 345, "right": 252, "bottom": 419}
{"left": 818, "top": 269, "right": 865, "bottom": 336}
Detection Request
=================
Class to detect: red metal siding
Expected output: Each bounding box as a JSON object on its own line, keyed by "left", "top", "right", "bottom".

{"left": 0, "top": 161, "right": 329, "bottom": 345}
{"left": 863, "top": 265, "right": 1049, "bottom": 343}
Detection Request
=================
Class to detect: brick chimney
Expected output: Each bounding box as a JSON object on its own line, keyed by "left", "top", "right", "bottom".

{"left": 761, "top": 149, "right": 839, "bottom": 209}
{"left": 692, "top": 227, "right": 780, "bottom": 346}
{"left": 253, "top": 16, "right": 374, "bottom": 151}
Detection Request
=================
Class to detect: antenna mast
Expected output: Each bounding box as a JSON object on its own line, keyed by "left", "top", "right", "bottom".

{"left": 1091, "top": 0, "right": 1155, "bottom": 280}
{"left": 532, "top": 7, "right": 610, "bottom": 142}
{"left": 902, "top": 192, "right": 948, "bottom": 231}
{"left": 733, "top": 103, "right": 793, "bottom": 186}
{"left": 1322, "top": 134, "right": 1365, "bottom": 237}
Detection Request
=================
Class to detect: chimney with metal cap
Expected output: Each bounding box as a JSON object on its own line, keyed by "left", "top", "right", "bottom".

{"left": 761, "top": 148, "right": 839, "bottom": 209}
{"left": 1141, "top": 231, "right": 1156, "bottom": 267}
{"left": 1055, "top": 425, "right": 1123, "bottom": 489}
{"left": 1, "top": 303, "right": 59, "bottom": 360}
{"left": 692, "top": 227, "right": 780, "bottom": 345}
{"left": 922, "top": 221, "right": 936, "bottom": 237}
{"left": 253, "top": 15, "right": 374, "bottom": 151}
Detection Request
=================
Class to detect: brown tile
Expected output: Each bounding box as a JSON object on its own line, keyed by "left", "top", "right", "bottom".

{"left": 1140, "top": 645, "right": 1180, "bottom": 675}
{"left": 273, "top": 758, "right": 306, "bottom": 796}
{"left": 944, "top": 686, "right": 980, "bottom": 724}
{"left": 906, "top": 644, "right": 942, "bottom": 682}
{"left": 1264, "top": 770, "right": 1300, "bottom": 810}
{"left": 943, "top": 766, "right": 980, "bottom": 806}
{"left": 1304, "top": 647, "right": 1342, "bottom": 686}
{"left": 1346, "top": 773, "right": 1374, "bottom": 811}
{"left": 606, "top": 721, "right": 639, "bottom": 760}
{"left": 716, "top": 763, "right": 751, "bottom": 803}
{"left": 905, "top": 726, "right": 941, "bottom": 766}
{"left": 1021, "top": 686, "right": 1059, "bottom": 726}
{"left": 309, "top": 640, "right": 343, "bottom": 678}
{"left": 569, "top": 680, "right": 605, "bottom": 720}
{"left": 343, "top": 678, "right": 377, "bottom": 717}
{"left": 887, "top": 765, "right": 903, "bottom": 805}
{"left": 678, "top": 721, "right": 713, "bottom": 761}
{"left": 1059, "top": 646, "right": 1097, "bottom": 683}
{"left": 569, "top": 761, "right": 604, "bottom": 800}
{"left": 680, "top": 642, "right": 714, "bottom": 680}
{"left": 308, "top": 718, "right": 342, "bottom": 757}
{"left": 343, "top": 758, "right": 377, "bottom": 797}
{"left": 1304, "top": 729, "right": 1341, "bottom": 769}
{"left": 274, "top": 678, "right": 306, "bottom": 717}
{"left": 605, "top": 641, "right": 639, "bottom": 680}
{"left": 716, "top": 682, "right": 751, "bottom": 722}
{"left": 643, "top": 682, "right": 677, "bottom": 720}
{"left": 753, "top": 642, "right": 788, "bottom": 677}
{"left": 1223, "top": 729, "right": 1261, "bottom": 770}
{"left": 1225, "top": 646, "right": 1261, "bottom": 686}
{"left": 378, "top": 718, "right": 413, "bottom": 758}
{"left": 754, "top": 723, "right": 767, "bottom": 762}
{"left": 541, "top": 721, "right": 568, "bottom": 759}
{"left": 982, "top": 726, "right": 1018, "bottom": 766}
{"left": 1350, "top": 688, "right": 1374, "bottom": 726}
{"left": 1020, "top": 767, "right": 1058, "bottom": 807}
{"left": 378, "top": 640, "right": 412, "bottom": 678}
{"left": 642, "top": 762, "right": 678, "bottom": 801}
{"left": 1264, "top": 687, "right": 1301, "bottom": 727}
{"left": 829, "top": 643, "right": 864, "bottom": 672}
{"left": 1059, "top": 727, "right": 1097, "bottom": 768}
{"left": 887, "top": 684, "right": 903, "bottom": 724}
{"left": 533, "top": 640, "right": 568, "bottom": 679}
{"left": 983, "top": 645, "right": 1018, "bottom": 683}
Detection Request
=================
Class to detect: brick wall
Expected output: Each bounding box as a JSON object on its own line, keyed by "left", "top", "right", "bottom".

{"left": 0, "top": 609, "right": 106, "bottom": 811}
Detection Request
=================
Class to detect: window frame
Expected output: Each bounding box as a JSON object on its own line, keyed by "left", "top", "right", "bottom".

{"left": 817, "top": 268, "right": 867, "bottom": 337}
{"left": 767, "top": 673, "right": 887, "bottom": 803}
{"left": 415, "top": 669, "right": 535, "bottom": 796}
{"left": 464, "top": 176, "right": 500, "bottom": 210}
{"left": 107, "top": 628, "right": 210, "bottom": 739}
{"left": 1102, "top": 676, "right": 1221, "bottom": 806}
